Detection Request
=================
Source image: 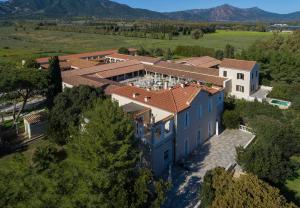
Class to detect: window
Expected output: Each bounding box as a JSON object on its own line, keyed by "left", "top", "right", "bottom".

{"left": 197, "top": 130, "right": 201, "bottom": 146}
{"left": 208, "top": 122, "right": 212, "bottom": 136}
{"left": 223, "top": 71, "right": 227, "bottom": 77}
{"left": 237, "top": 73, "right": 244, "bottom": 80}
{"left": 164, "top": 150, "right": 169, "bottom": 161}
{"left": 185, "top": 111, "right": 190, "bottom": 128}
{"left": 198, "top": 105, "right": 203, "bottom": 120}
{"left": 218, "top": 93, "right": 223, "bottom": 104}
{"left": 251, "top": 73, "right": 254, "bottom": 79}
{"left": 256, "top": 71, "right": 258, "bottom": 77}
{"left": 208, "top": 98, "right": 212, "bottom": 113}
{"left": 236, "top": 85, "right": 244, "bottom": 92}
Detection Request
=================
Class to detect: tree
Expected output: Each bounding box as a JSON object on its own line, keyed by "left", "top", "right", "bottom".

{"left": 222, "top": 110, "right": 240, "bottom": 129}
{"left": 237, "top": 116, "right": 299, "bottom": 185}
{"left": 0, "top": 99, "right": 168, "bottom": 208}
{"left": 224, "top": 44, "right": 235, "bottom": 58}
{"left": 163, "top": 48, "right": 173, "bottom": 60}
{"left": 62, "top": 99, "right": 167, "bottom": 207}
{"left": 191, "top": 30, "right": 204, "bottom": 40}
{"left": 118, "top": 47, "right": 130, "bottom": 55}
{"left": 137, "top": 46, "right": 150, "bottom": 56}
{"left": 22, "top": 58, "right": 40, "bottom": 69}
{"left": 0, "top": 67, "right": 48, "bottom": 126}
{"left": 215, "top": 50, "right": 224, "bottom": 60}
{"left": 256, "top": 22, "right": 267, "bottom": 32}
{"left": 47, "top": 56, "right": 62, "bottom": 108}
{"left": 199, "top": 167, "right": 296, "bottom": 208}
{"left": 33, "top": 144, "right": 58, "bottom": 171}
{"left": 47, "top": 86, "right": 103, "bottom": 145}
{"left": 199, "top": 170, "right": 216, "bottom": 208}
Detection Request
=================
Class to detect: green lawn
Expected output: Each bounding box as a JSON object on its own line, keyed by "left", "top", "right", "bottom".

{"left": 0, "top": 26, "right": 287, "bottom": 62}
{"left": 285, "top": 156, "right": 300, "bottom": 201}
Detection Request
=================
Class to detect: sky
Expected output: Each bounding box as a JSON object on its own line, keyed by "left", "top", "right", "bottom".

{"left": 113, "top": 0, "right": 300, "bottom": 14}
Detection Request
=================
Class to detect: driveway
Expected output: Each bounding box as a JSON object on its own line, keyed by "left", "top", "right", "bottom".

{"left": 163, "top": 129, "right": 254, "bottom": 208}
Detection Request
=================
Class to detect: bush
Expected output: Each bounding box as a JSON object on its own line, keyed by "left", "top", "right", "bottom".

{"left": 222, "top": 110, "right": 240, "bottom": 129}
{"left": 191, "top": 30, "right": 204, "bottom": 40}
{"left": 118, "top": 47, "right": 129, "bottom": 54}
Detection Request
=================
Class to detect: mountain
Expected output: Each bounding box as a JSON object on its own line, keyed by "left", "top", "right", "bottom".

{"left": 0, "top": 1, "right": 300, "bottom": 22}
{"left": 165, "top": 4, "right": 300, "bottom": 22}
{"left": 0, "top": 0, "right": 165, "bottom": 19}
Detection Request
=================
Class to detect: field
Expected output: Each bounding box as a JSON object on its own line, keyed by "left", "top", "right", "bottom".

{"left": 0, "top": 26, "right": 285, "bottom": 62}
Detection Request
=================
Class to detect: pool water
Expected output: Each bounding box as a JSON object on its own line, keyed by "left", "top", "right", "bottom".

{"left": 271, "top": 99, "right": 290, "bottom": 107}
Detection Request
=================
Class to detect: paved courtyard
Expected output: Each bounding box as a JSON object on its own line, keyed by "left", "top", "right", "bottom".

{"left": 163, "top": 129, "right": 254, "bottom": 208}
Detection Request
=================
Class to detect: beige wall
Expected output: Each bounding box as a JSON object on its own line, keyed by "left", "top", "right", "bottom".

{"left": 219, "top": 64, "right": 259, "bottom": 99}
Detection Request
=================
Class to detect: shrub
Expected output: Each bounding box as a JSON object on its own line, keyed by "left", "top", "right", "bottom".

{"left": 222, "top": 110, "right": 240, "bottom": 129}
{"left": 118, "top": 47, "right": 129, "bottom": 54}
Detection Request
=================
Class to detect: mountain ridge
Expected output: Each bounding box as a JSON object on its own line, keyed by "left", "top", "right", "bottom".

{"left": 0, "top": 0, "right": 300, "bottom": 21}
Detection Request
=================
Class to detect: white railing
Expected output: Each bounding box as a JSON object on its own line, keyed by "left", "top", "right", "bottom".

{"left": 239, "top": 125, "right": 253, "bottom": 134}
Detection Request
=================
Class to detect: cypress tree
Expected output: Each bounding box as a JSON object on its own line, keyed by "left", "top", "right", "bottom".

{"left": 47, "top": 56, "right": 62, "bottom": 108}
{"left": 224, "top": 44, "right": 235, "bottom": 58}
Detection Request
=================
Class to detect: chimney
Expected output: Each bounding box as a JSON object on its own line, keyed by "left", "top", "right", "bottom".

{"left": 164, "top": 81, "right": 169, "bottom": 90}
{"left": 132, "top": 93, "right": 139, "bottom": 98}
{"left": 180, "top": 83, "right": 185, "bottom": 88}
{"left": 144, "top": 96, "right": 151, "bottom": 102}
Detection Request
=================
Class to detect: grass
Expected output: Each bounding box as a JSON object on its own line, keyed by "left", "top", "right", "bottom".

{"left": 0, "top": 26, "right": 288, "bottom": 62}
{"left": 285, "top": 156, "right": 300, "bottom": 202}
{"left": 0, "top": 138, "right": 53, "bottom": 164}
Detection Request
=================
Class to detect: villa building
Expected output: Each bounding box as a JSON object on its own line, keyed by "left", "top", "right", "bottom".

{"left": 36, "top": 49, "right": 260, "bottom": 175}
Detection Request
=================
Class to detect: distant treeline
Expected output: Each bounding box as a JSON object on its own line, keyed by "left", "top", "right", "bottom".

{"left": 33, "top": 21, "right": 216, "bottom": 40}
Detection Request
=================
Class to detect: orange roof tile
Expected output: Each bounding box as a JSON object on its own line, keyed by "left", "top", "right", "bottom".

{"left": 24, "top": 112, "right": 48, "bottom": 124}
{"left": 62, "top": 60, "right": 141, "bottom": 78}
{"left": 220, "top": 58, "right": 257, "bottom": 71}
{"left": 111, "top": 83, "right": 220, "bottom": 113}
{"left": 156, "top": 61, "right": 220, "bottom": 76}
{"left": 36, "top": 49, "right": 118, "bottom": 64}
{"left": 176, "top": 56, "right": 221, "bottom": 68}
{"left": 96, "top": 64, "right": 145, "bottom": 78}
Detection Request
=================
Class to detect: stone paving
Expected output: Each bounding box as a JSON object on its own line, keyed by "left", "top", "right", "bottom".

{"left": 163, "top": 129, "right": 254, "bottom": 208}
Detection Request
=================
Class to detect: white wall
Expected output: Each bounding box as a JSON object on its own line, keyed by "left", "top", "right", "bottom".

{"left": 62, "top": 82, "right": 73, "bottom": 90}
{"left": 111, "top": 94, "right": 173, "bottom": 122}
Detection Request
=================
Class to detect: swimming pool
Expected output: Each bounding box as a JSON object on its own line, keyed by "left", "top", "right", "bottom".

{"left": 269, "top": 99, "right": 291, "bottom": 109}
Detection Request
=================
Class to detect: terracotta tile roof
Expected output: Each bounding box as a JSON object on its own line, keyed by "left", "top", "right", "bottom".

{"left": 63, "top": 74, "right": 124, "bottom": 95}
{"left": 145, "top": 65, "right": 226, "bottom": 87}
{"left": 36, "top": 49, "right": 118, "bottom": 64}
{"left": 96, "top": 64, "right": 145, "bottom": 78}
{"left": 156, "top": 61, "right": 220, "bottom": 76}
{"left": 63, "top": 75, "right": 107, "bottom": 88}
{"left": 106, "top": 53, "right": 161, "bottom": 65}
{"left": 176, "top": 56, "right": 221, "bottom": 68}
{"left": 67, "top": 58, "right": 101, "bottom": 69}
{"left": 24, "top": 111, "right": 48, "bottom": 124}
{"left": 220, "top": 58, "right": 257, "bottom": 71}
{"left": 62, "top": 60, "right": 141, "bottom": 78}
{"left": 111, "top": 83, "right": 221, "bottom": 113}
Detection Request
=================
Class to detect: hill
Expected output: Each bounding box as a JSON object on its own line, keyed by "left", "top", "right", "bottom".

{"left": 165, "top": 4, "right": 300, "bottom": 22}
{"left": 0, "top": 0, "right": 165, "bottom": 19}
{"left": 0, "top": 0, "right": 300, "bottom": 21}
